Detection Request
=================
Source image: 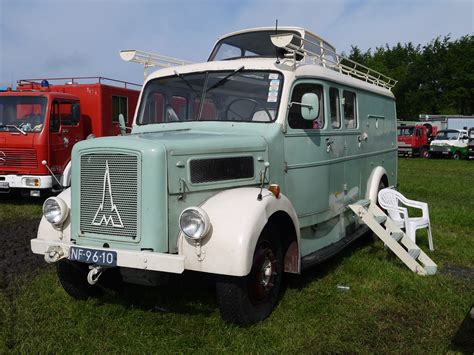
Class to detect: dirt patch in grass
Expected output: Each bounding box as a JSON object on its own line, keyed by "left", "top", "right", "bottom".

{"left": 441, "top": 264, "right": 474, "bottom": 283}
{"left": 0, "top": 219, "right": 44, "bottom": 289}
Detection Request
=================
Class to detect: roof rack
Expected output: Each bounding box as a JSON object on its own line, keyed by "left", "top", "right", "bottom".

{"left": 120, "top": 50, "right": 194, "bottom": 78}
{"left": 17, "top": 77, "right": 141, "bottom": 89}
{"left": 271, "top": 33, "right": 397, "bottom": 90}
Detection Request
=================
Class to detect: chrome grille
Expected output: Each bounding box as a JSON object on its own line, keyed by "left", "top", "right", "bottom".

{"left": 79, "top": 153, "right": 139, "bottom": 238}
{"left": 0, "top": 148, "right": 37, "bottom": 169}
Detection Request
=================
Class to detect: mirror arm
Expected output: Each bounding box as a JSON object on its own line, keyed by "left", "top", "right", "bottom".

{"left": 288, "top": 102, "right": 313, "bottom": 109}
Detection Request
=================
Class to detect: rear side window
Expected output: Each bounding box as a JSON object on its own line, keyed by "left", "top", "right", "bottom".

{"left": 112, "top": 96, "right": 128, "bottom": 123}
{"left": 329, "top": 87, "right": 340, "bottom": 129}
{"left": 343, "top": 91, "right": 357, "bottom": 129}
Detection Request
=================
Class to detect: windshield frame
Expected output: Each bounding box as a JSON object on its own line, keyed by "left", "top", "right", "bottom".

{"left": 0, "top": 95, "right": 48, "bottom": 134}
{"left": 136, "top": 69, "right": 284, "bottom": 126}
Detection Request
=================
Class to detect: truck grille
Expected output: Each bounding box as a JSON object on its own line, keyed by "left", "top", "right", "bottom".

{"left": 190, "top": 156, "right": 254, "bottom": 183}
{"left": 79, "top": 153, "right": 139, "bottom": 239}
{"left": 0, "top": 148, "right": 37, "bottom": 169}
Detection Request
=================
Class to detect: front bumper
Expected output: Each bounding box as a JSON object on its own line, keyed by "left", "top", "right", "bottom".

{"left": 0, "top": 174, "right": 53, "bottom": 190}
{"left": 31, "top": 238, "right": 185, "bottom": 274}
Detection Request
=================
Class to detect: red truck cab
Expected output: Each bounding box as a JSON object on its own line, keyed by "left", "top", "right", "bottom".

{"left": 397, "top": 123, "right": 437, "bottom": 158}
{"left": 0, "top": 77, "right": 140, "bottom": 196}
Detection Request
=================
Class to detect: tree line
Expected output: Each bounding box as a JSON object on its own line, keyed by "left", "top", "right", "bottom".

{"left": 346, "top": 34, "right": 473, "bottom": 119}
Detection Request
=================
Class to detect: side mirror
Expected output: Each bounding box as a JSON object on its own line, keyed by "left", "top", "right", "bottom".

{"left": 301, "top": 93, "right": 319, "bottom": 121}
{"left": 72, "top": 104, "right": 81, "bottom": 124}
{"left": 118, "top": 114, "right": 127, "bottom": 135}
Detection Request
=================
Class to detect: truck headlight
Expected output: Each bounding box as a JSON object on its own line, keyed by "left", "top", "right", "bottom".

{"left": 179, "top": 207, "right": 211, "bottom": 241}
{"left": 43, "top": 197, "right": 69, "bottom": 225}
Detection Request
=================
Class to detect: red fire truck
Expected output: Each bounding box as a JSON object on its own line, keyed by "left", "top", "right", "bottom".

{"left": 397, "top": 123, "right": 438, "bottom": 158}
{"left": 0, "top": 77, "right": 140, "bottom": 196}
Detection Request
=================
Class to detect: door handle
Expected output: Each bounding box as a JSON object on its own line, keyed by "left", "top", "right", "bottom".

{"left": 326, "top": 138, "right": 334, "bottom": 153}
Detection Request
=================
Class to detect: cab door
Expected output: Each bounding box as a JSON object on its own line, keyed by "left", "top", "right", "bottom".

{"left": 283, "top": 82, "right": 329, "bottom": 225}
{"left": 48, "top": 100, "right": 81, "bottom": 174}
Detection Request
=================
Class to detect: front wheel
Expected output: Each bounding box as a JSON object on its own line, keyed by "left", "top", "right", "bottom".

{"left": 452, "top": 152, "right": 461, "bottom": 160}
{"left": 420, "top": 148, "right": 430, "bottom": 159}
{"left": 57, "top": 259, "right": 102, "bottom": 300}
{"left": 216, "top": 225, "right": 283, "bottom": 325}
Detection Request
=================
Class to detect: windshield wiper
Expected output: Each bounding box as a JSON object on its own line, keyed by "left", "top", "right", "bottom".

{"left": 206, "top": 65, "right": 245, "bottom": 92}
{"left": 0, "top": 124, "right": 27, "bottom": 135}
{"left": 174, "top": 70, "right": 200, "bottom": 97}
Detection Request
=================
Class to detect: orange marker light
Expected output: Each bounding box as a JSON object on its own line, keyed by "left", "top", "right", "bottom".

{"left": 268, "top": 184, "right": 280, "bottom": 198}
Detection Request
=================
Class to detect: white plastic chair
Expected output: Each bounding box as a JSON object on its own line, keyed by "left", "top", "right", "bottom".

{"left": 378, "top": 188, "right": 434, "bottom": 251}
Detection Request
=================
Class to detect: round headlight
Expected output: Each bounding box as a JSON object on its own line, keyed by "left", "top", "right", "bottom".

{"left": 179, "top": 207, "right": 211, "bottom": 241}
{"left": 43, "top": 197, "right": 69, "bottom": 225}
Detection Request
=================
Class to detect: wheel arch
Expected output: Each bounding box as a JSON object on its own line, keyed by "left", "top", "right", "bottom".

{"left": 178, "top": 187, "right": 301, "bottom": 276}
{"left": 365, "top": 166, "right": 389, "bottom": 203}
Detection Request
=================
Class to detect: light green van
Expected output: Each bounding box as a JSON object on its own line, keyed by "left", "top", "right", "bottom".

{"left": 31, "top": 27, "right": 398, "bottom": 325}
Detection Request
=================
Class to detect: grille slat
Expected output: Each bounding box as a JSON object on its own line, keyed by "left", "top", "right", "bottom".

{"left": 0, "top": 148, "right": 37, "bottom": 169}
{"left": 79, "top": 153, "right": 139, "bottom": 239}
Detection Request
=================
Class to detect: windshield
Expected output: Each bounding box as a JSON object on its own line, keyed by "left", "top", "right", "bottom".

{"left": 209, "top": 30, "right": 301, "bottom": 61}
{"left": 0, "top": 96, "right": 47, "bottom": 133}
{"left": 435, "top": 130, "right": 459, "bottom": 140}
{"left": 398, "top": 127, "right": 414, "bottom": 136}
{"left": 138, "top": 70, "right": 283, "bottom": 125}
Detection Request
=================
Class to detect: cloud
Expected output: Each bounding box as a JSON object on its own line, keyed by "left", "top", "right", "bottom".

{"left": 0, "top": 0, "right": 472, "bottom": 85}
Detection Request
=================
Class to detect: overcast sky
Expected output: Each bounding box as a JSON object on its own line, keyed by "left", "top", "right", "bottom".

{"left": 0, "top": 0, "right": 472, "bottom": 86}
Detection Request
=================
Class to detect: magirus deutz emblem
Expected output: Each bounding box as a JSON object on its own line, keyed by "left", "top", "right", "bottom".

{"left": 91, "top": 161, "right": 124, "bottom": 228}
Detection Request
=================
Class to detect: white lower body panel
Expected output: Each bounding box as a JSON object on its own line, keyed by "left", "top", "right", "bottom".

{"left": 31, "top": 238, "right": 185, "bottom": 274}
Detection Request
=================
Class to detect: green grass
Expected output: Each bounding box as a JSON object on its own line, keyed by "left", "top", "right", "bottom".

{"left": 0, "top": 192, "right": 43, "bottom": 221}
{"left": 1, "top": 159, "right": 473, "bottom": 353}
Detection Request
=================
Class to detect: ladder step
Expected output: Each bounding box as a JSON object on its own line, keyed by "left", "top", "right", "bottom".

{"left": 424, "top": 264, "right": 437, "bottom": 275}
{"left": 353, "top": 199, "right": 371, "bottom": 208}
{"left": 374, "top": 215, "right": 387, "bottom": 224}
{"left": 390, "top": 231, "right": 404, "bottom": 242}
{"left": 408, "top": 248, "right": 421, "bottom": 260}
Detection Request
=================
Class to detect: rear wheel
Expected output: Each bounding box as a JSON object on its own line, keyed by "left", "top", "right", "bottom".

{"left": 452, "top": 152, "right": 461, "bottom": 160}
{"left": 216, "top": 224, "right": 283, "bottom": 325}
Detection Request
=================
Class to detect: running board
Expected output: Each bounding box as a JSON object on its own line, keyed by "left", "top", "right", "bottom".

{"left": 349, "top": 200, "right": 437, "bottom": 276}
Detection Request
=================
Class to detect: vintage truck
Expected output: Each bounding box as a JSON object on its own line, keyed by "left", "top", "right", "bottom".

{"left": 429, "top": 129, "right": 469, "bottom": 159}
{"left": 0, "top": 77, "right": 139, "bottom": 196}
{"left": 31, "top": 27, "right": 398, "bottom": 325}
{"left": 397, "top": 123, "right": 437, "bottom": 158}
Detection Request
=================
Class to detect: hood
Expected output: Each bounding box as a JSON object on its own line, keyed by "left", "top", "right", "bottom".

{"left": 74, "top": 128, "right": 267, "bottom": 156}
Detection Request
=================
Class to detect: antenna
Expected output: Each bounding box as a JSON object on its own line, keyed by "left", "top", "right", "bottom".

{"left": 274, "top": 19, "right": 280, "bottom": 64}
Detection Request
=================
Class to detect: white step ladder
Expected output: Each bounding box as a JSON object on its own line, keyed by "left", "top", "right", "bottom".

{"left": 349, "top": 199, "right": 437, "bottom": 276}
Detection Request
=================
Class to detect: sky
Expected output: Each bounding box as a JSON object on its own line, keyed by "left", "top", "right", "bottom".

{"left": 0, "top": 0, "right": 473, "bottom": 86}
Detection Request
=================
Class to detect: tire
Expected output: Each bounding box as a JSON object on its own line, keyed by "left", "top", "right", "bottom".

{"left": 420, "top": 148, "right": 429, "bottom": 159}
{"left": 452, "top": 152, "right": 460, "bottom": 160}
{"left": 57, "top": 259, "right": 102, "bottom": 300}
{"left": 216, "top": 224, "right": 283, "bottom": 325}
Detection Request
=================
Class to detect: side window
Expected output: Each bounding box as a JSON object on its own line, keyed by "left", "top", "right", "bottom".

{"left": 329, "top": 87, "right": 340, "bottom": 129}
{"left": 50, "top": 101, "right": 60, "bottom": 132}
{"left": 59, "top": 102, "right": 74, "bottom": 126}
{"left": 112, "top": 96, "right": 128, "bottom": 123}
{"left": 343, "top": 91, "right": 357, "bottom": 129}
{"left": 288, "top": 83, "right": 324, "bottom": 129}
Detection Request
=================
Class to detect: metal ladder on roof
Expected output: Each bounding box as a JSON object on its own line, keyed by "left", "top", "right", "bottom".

{"left": 349, "top": 199, "right": 437, "bottom": 276}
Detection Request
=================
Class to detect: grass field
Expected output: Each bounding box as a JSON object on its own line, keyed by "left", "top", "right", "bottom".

{"left": 0, "top": 159, "right": 473, "bottom": 352}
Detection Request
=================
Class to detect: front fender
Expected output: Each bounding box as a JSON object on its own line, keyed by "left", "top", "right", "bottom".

{"left": 178, "top": 187, "right": 300, "bottom": 277}
{"left": 36, "top": 188, "right": 72, "bottom": 242}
